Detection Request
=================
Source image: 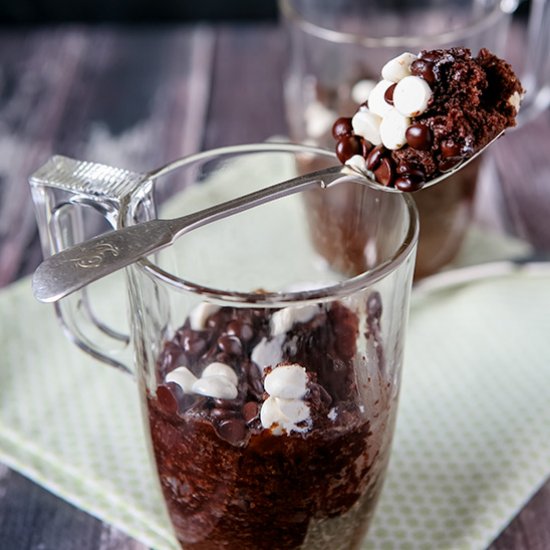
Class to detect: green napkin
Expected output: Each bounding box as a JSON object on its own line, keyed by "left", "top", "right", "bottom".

{"left": 1, "top": 264, "right": 549, "bottom": 550}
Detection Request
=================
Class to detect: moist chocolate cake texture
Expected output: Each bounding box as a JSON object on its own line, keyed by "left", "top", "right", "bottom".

{"left": 333, "top": 48, "right": 524, "bottom": 191}
{"left": 147, "top": 293, "right": 398, "bottom": 549}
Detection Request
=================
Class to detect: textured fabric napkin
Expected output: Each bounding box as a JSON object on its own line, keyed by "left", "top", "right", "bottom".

{"left": 0, "top": 154, "right": 548, "bottom": 549}
{"left": 2, "top": 264, "right": 549, "bottom": 550}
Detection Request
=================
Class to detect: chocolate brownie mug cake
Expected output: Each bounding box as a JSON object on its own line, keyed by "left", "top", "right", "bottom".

{"left": 149, "top": 294, "right": 401, "bottom": 549}
{"left": 302, "top": 48, "right": 523, "bottom": 279}
{"left": 31, "top": 137, "right": 419, "bottom": 549}
{"left": 31, "top": 144, "right": 418, "bottom": 549}
{"left": 132, "top": 145, "right": 419, "bottom": 550}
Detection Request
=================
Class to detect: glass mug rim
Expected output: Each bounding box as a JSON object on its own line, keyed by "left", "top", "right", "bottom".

{"left": 279, "top": 0, "right": 518, "bottom": 48}
{"left": 131, "top": 143, "right": 419, "bottom": 307}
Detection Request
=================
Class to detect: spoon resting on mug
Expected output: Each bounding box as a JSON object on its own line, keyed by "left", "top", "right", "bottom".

{"left": 32, "top": 47, "right": 523, "bottom": 302}
{"left": 32, "top": 131, "right": 500, "bottom": 305}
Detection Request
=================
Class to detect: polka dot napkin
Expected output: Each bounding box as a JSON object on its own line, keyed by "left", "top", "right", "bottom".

{"left": 0, "top": 148, "right": 547, "bottom": 550}
{"left": 1, "top": 264, "right": 549, "bottom": 549}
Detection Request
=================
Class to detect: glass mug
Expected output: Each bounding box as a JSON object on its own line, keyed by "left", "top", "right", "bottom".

{"left": 280, "top": 0, "right": 550, "bottom": 279}
{"left": 30, "top": 144, "right": 418, "bottom": 549}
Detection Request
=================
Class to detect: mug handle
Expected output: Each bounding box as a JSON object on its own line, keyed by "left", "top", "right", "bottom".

{"left": 29, "top": 155, "right": 153, "bottom": 374}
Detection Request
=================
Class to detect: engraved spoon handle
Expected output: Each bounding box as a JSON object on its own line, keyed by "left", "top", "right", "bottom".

{"left": 33, "top": 166, "right": 350, "bottom": 303}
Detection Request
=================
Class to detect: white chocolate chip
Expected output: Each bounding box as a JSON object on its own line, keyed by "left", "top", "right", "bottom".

{"left": 260, "top": 395, "right": 311, "bottom": 435}
{"left": 381, "top": 52, "right": 417, "bottom": 82}
{"left": 380, "top": 108, "right": 411, "bottom": 150}
{"left": 165, "top": 366, "right": 197, "bottom": 393}
{"left": 393, "top": 75, "right": 432, "bottom": 117}
{"left": 264, "top": 364, "right": 308, "bottom": 399}
{"left": 351, "top": 79, "right": 377, "bottom": 105}
{"left": 192, "top": 375, "right": 238, "bottom": 400}
{"left": 260, "top": 396, "right": 282, "bottom": 431}
{"left": 305, "top": 101, "right": 338, "bottom": 139}
{"left": 276, "top": 397, "right": 310, "bottom": 423}
{"left": 251, "top": 335, "right": 284, "bottom": 372}
{"left": 367, "top": 80, "right": 395, "bottom": 118}
{"left": 508, "top": 91, "right": 522, "bottom": 112}
{"left": 270, "top": 304, "right": 321, "bottom": 336}
{"left": 201, "top": 362, "right": 238, "bottom": 386}
{"left": 345, "top": 154, "right": 367, "bottom": 173}
{"left": 189, "top": 302, "right": 220, "bottom": 331}
{"left": 352, "top": 109, "right": 382, "bottom": 145}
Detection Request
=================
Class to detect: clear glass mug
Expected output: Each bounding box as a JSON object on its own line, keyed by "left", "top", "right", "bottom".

{"left": 30, "top": 144, "right": 418, "bottom": 549}
{"left": 280, "top": 0, "right": 550, "bottom": 279}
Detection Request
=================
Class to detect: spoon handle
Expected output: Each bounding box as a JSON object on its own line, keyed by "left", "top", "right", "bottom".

{"left": 32, "top": 218, "right": 176, "bottom": 302}
{"left": 33, "top": 165, "right": 347, "bottom": 303}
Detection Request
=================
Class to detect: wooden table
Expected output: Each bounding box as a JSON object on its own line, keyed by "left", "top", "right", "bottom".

{"left": 0, "top": 24, "right": 549, "bottom": 549}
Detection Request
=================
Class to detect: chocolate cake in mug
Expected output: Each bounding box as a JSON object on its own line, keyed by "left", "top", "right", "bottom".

{"left": 148, "top": 293, "right": 398, "bottom": 549}
{"left": 30, "top": 143, "right": 418, "bottom": 550}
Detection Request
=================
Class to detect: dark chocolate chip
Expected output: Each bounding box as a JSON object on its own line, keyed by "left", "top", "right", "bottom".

{"left": 410, "top": 59, "right": 436, "bottom": 85}
{"left": 217, "top": 418, "right": 247, "bottom": 445}
{"left": 374, "top": 157, "right": 395, "bottom": 186}
{"left": 156, "top": 384, "right": 179, "bottom": 414}
{"left": 367, "top": 291, "right": 383, "bottom": 319}
{"left": 396, "top": 161, "right": 414, "bottom": 175}
{"left": 206, "top": 311, "right": 225, "bottom": 330}
{"left": 242, "top": 401, "right": 260, "bottom": 423}
{"left": 217, "top": 335, "right": 242, "bottom": 356}
{"left": 331, "top": 117, "right": 353, "bottom": 140}
{"left": 180, "top": 331, "right": 207, "bottom": 357}
{"left": 360, "top": 137, "right": 373, "bottom": 158}
{"left": 405, "top": 124, "right": 433, "bottom": 150}
{"left": 245, "top": 362, "right": 264, "bottom": 398}
{"left": 395, "top": 174, "right": 425, "bottom": 192}
{"left": 396, "top": 162, "right": 425, "bottom": 180}
{"left": 440, "top": 140, "right": 461, "bottom": 158}
{"left": 160, "top": 343, "right": 185, "bottom": 374}
{"left": 408, "top": 168, "right": 426, "bottom": 181}
{"left": 366, "top": 145, "right": 386, "bottom": 171}
{"left": 336, "top": 136, "right": 362, "bottom": 164}
{"left": 384, "top": 83, "right": 397, "bottom": 105}
{"left": 213, "top": 397, "right": 240, "bottom": 410}
{"left": 227, "top": 320, "right": 254, "bottom": 343}
{"left": 420, "top": 51, "right": 440, "bottom": 63}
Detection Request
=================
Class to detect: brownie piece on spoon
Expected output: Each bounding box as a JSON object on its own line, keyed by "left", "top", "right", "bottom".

{"left": 333, "top": 48, "right": 524, "bottom": 191}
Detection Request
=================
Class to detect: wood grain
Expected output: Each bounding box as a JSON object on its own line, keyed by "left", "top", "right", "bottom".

{"left": 490, "top": 479, "right": 550, "bottom": 550}
{"left": 0, "top": 23, "right": 549, "bottom": 550}
{"left": 202, "top": 24, "right": 288, "bottom": 148}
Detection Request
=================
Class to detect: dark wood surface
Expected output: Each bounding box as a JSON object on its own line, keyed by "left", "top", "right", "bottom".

{"left": 0, "top": 24, "right": 549, "bottom": 550}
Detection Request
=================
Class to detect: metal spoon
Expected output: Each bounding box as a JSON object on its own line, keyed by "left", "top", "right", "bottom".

{"left": 350, "top": 130, "right": 504, "bottom": 193}
{"left": 32, "top": 166, "right": 356, "bottom": 303}
{"left": 32, "top": 133, "right": 503, "bottom": 303}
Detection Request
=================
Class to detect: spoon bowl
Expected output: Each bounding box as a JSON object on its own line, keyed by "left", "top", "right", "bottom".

{"left": 347, "top": 130, "right": 504, "bottom": 193}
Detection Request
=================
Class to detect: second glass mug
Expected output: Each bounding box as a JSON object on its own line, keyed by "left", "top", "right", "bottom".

{"left": 281, "top": 0, "right": 550, "bottom": 279}
{"left": 30, "top": 144, "right": 418, "bottom": 549}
